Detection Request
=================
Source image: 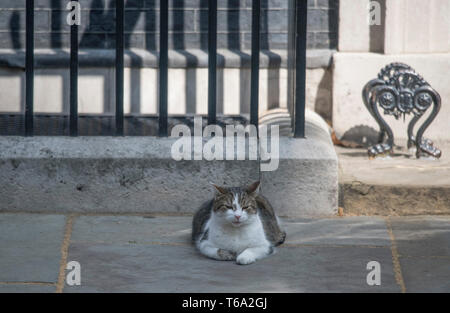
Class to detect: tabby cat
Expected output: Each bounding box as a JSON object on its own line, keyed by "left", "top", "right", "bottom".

{"left": 192, "top": 181, "right": 286, "bottom": 265}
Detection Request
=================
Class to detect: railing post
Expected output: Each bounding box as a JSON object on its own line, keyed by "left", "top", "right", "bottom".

{"left": 70, "top": 0, "right": 79, "bottom": 137}
{"left": 115, "top": 0, "right": 125, "bottom": 136}
{"left": 159, "top": 0, "right": 169, "bottom": 137}
{"left": 250, "top": 0, "right": 261, "bottom": 128}
{"left": 25, "top": 0, "right": 35, "bottom": 136}
{"left": 294, "top": 0, "right": 307, "bottom": 138}
{"left": 208, "top": 0, "right": 217, "bottom": 125}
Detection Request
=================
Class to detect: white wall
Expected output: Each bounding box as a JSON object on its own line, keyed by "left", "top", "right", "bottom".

{"left": 333, "top": 0, "right": 450, "bottom": 141}
{"left": 0, "top": 66, "right": 294, "bottom": 118}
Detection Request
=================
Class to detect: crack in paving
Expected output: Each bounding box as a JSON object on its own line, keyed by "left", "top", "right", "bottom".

{"left": 0, "top": 281, "right": 56, "bottom": 286}
{"left": 282, "top": 243, "right": 387, "bottom": 249}
{"left": 385, "top": 217, "right": 407, "bottom": 293}
{"left": 0, "top": 211, "right": 195, "bottom": 217}
{"left": 398, "top": 255, "right": 450, "bottom": 259}
{"left": 2, "top": 212, "right": 447, "bottom": 292}
{"left": 69, "top": 240, "right": 388, "bottom": 250}
{"left": 56, "top": 214, "right": 76, "bottom": 293}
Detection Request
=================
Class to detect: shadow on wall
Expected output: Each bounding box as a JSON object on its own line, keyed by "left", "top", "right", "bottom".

{"left": 2, "top": 0, "right": 288, "bottom": 117}
{"left": 312, "top": 69, "right": 332, "bottom": 124}
{"left": 340, "top": 125, "right": 380, "bottom": 148}
{"left": 10, "top": 11, "right": 21, "bottom": 49}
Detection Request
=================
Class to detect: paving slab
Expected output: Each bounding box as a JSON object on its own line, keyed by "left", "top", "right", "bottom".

{"left": 0, "top": 284, "right": 55, "bottom": 293}
{"left": 389, "top": 216, "right": 450, "bottom": 293}
{"left": 399, "top": 257, "right": 450, "bottom": 293}
{"left": 2, "top": 214, "right": 448, "bottom": 293}
{"left": 71, "top": 215, "right": 192, "bottom": 245}
{"left": 390, "top": 216, "right": 450, "bottom": 257}
{"left": 72, "top": 215, "right": 392, "bottom": 247}
{"left": 65, "top": 243, "right": 399, "bottom": 293}
{"left": 66, "top": 215, "right": 399, "bottom": 292}
{"left": 0, "top": 214, "right": 66, "bottom": 283}
{"left": 282, "top": 217, "right": 391, "bottom": 247}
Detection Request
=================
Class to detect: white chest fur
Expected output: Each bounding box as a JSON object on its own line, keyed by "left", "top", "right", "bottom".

{"left": 207, "top": 214, "right": 270, "bottom": 254}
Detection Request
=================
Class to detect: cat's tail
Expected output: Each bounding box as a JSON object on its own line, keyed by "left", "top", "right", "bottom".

{"left": 274, "top": 215, "right": 286, "bottom": 246}
{"left": 256, "top": 195, "right": 287, "bottom": 247}
{"left": 192, "top": 199, "right": 213, "bottom": 243}
{"left": 275, "top": 231, "right": 286, "bottom": 246}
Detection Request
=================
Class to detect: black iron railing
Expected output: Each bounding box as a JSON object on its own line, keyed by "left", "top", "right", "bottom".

{"left": 159, "top": 0, "right": 169, "bottom": 137}
{"left": 25, "top": 0, "right": 34, "bottom": 137}
{"left": 115, "top": 0, "right": 125, "bottom": 136}
{"left": 208, "top": 0, "right": 217, "bottom": 126}
{"left": 293, "top": 0, "right": 307, "bottom": 138}
{"left": 21, "top": 0, "right": 307, "bottom": 138}
{"left": 69, "top": 2, "right": 79, "bottom": 137}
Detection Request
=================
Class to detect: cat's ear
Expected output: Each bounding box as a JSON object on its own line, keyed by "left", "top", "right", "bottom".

{"left": 246, "top": 181, "right": 260, "bottom": 194}
{"left": 209, "top": 182, "right": 228, "bottom": 194}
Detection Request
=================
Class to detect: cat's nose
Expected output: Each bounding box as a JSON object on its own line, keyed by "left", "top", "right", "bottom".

{"left": 235, "top": 215, "right": 241, "bottom": 220}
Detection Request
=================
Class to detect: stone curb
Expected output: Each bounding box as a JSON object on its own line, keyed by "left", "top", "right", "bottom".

{"left": 0, "top": 48, "right": 334, "bottom": 69}
{"left": 0, "top": 110, "right": 338, "bottom": 217}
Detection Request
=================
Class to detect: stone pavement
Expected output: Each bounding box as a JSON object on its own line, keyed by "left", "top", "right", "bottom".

{"left": 337, "top": 140, "right": 450, "bottom": 215}
{"left": 0, "top": 213, "right": 449, "bottom": 293}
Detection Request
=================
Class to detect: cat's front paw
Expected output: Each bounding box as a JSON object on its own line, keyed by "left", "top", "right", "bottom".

{"left": 236, "top": 251, "right": 256, "bottom": 265}
{"left": 217, "top": 249, "right": 236, "bottom": 261}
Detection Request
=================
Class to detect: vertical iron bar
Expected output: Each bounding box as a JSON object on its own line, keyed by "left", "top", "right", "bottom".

{"left": 250, "top": 0, "right": 260, "bottom": 128}
{"left": 208, "top": 0, "right": 217, "bottom": 125}
{"left": 70, "top": 1, "right": 79, "bottom": 137}
{"left": 294, "top": 0, "right": 307, "bottom": 138}
{"left": 115, "top": 0, "right": 124, "bottom": 136}
{"left": 25, "top": 0, "right": 34, "bottom": 136}
{"left": 159, "top": 0, "right": 169, "bottom": 137}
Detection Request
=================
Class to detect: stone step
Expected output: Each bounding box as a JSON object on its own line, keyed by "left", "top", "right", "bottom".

{"left": 337, "top": 144, "right": 450, "bottom": 216}
{"left": 0, "top": 109, "right": 338, "bottom": 217}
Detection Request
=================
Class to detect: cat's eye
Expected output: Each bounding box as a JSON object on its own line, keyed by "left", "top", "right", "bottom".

{"left": 242, "top": 206, "right": 249, "bottom": 210}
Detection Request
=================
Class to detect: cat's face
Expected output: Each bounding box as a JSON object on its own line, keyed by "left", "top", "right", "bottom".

{"left": 211, "top": 182, "right": 260, "bottom": 227}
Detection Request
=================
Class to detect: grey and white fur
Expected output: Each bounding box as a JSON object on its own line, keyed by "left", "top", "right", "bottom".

{"left": 192, "top": 181, "right": 286, "bottom": 265}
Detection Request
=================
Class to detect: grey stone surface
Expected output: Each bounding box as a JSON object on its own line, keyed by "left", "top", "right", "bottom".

{"left": 65, "top": 243, "right": 399, "bottom": 293}
{"left": 71, "top": 215, "right": 192, "bottom": 245}
{"left": 0, "top": 48, "right": 292, "bottom": 69}
{"left": 0, "top": 48, "right": 333, "bottom": 69}
{"left": 65, "top": 215, "right": 398, "bottom": 292}
{"left": 262, "top": 158, "right": 338, "bottom": 217}
{"left": 399, "top": 257, "right": 450, "bottom": 293}
{"left": 338, "top": 143, "right": 450, "bottom": 188}
{"left": 0, "top": 110, "right": 338, "bottom": 217}
{"left": 283, "top": 217, "right": 391, "bottom": 246}
{"left": 0, "top": 136, "right": 259, "bottom": 214}
{"left": 261, "top": 110, "right": 338, "bottom": 217}
{"left": 389, "top": 216, "right": 450, "bottom": 293}
{"left": 0, "top": 159, "right": 259, "bottom": 215}
{"left": 0, "top": 214, "right": 65, "bottom": 282}
{"left": 74, "top": 216, "right": 391, "bottom": 247}
{"left": 338, "top": 142, "right": 450, "bottom": 215}
{"left": 390, "top": 216, "right": 450, "bottom": 257}
{"left": 1, "top": 213, "right": 449, "bottom": 293}
{"left": 0, "top": 284, "right": 55, "bottom": 293}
